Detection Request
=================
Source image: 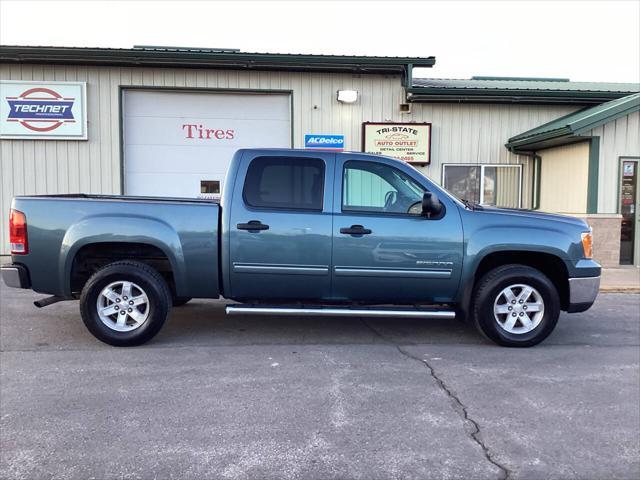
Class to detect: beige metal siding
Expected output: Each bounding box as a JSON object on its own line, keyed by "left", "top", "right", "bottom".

{"left": 537, "top": 142, "right": 590, "bottom": 214}
{"left": 410, "top": 103, "right": 578, "bottom": 208}
{"left": 581, "top": 111, "right": 640, "bottom": 214}
{"left": 0, "top": 63, "right": 578, "bottom": 254}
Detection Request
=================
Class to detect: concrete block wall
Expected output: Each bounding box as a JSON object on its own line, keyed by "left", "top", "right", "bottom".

{"left": 580, "top": 214, "right": 623, "bottom": 267}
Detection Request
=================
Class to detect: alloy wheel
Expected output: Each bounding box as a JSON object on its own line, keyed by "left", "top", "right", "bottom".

{"left": 493, "top": 283, "right": 545, "bottom": 334}
{"left": 96, "top": 281, "right": 150, "bottom": 332}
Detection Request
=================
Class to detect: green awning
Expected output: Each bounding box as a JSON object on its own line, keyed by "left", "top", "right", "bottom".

{"left": 506, "top": 93, "right": 640, "bottom": 152}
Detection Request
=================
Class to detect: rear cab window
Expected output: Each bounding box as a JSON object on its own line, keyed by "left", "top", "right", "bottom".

{"left": 243, "top": 156, "right": 325, "bottom": 210}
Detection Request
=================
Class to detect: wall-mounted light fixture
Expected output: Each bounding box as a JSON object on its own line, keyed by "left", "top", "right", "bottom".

{"left": 337, "top": 90, "right": 358, "bottom": 104}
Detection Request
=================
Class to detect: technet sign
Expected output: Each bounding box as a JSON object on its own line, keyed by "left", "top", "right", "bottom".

{"left": 0, "top": 81, "right": 87, "bottom": 140}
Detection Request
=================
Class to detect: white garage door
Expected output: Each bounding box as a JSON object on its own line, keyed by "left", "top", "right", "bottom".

{"left": 123, "top": 89, "right": 291, "bottom": 198}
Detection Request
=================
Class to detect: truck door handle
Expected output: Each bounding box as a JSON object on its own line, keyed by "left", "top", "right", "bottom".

{"left": 340, "top": 225, "right": 372, "bottom": 235}
{"left": 237, "top": 220, "right": 269, "bottom": 231}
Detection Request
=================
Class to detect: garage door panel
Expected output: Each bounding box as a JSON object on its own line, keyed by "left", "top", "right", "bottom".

{"left": 124, "top": 90, "right": 291, "bottom": 120}
{"left": 125, "top": 145, "right": 236, "bottom": 174}
{"left": 126, "top": 172, "right": 226, "bottom": 197}
{"left": 123, "top": 90, "right": 291, "bottom": 198}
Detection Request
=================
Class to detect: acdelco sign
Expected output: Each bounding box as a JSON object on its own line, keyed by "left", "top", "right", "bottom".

{"left": 0, "top": 81, "right": 87, "bottom": 140}
{"left": 304, "top": 134, "right": 344, "bottom": 151}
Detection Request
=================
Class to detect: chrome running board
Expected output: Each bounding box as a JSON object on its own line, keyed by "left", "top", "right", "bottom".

{"left": 225, "top": 305, "right": 455, "bottom": 319}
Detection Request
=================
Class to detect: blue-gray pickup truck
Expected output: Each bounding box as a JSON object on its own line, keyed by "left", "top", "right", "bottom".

{"left": 2, "top": 148, "right": 601, "bottom": 347}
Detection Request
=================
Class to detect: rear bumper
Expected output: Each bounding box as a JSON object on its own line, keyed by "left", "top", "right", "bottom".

{"left": 567, "top": 276, "right": 600, "bottom": 313}
{"left": 1, "top": 264, "right": 31, "bottom": 289}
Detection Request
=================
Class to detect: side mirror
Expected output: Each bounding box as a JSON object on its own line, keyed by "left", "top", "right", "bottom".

{"left": 421, "top": 191, "right": 443, "bottom": 217}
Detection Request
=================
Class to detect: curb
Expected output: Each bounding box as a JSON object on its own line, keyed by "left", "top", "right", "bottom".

{"left": 600, "top": 287, "right": 640, "bottom": 294}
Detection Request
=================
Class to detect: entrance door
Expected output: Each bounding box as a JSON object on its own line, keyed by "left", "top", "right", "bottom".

{"left": 619, "top": 158, "right": 640, "bottom": 265}
{"left": 228, "top": 151, "right": 335, "bottom": 301}
{"left": 331, "top": 154, "right": 463, "bottom": 303}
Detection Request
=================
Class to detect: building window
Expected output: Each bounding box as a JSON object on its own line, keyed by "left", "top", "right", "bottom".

{"left": 243, "top": 156, "right": 325, "bottom": 210}
{"left": 442, "top": 164, "right": 522, "bottom": 208}
{"left": 200, "top": 180, "right": 221, "bottom": 195}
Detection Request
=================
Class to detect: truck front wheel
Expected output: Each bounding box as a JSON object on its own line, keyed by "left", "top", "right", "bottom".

{"left": 472, "top": 264, "right": 560, "bottom": 347}
{"left": 79, "top": 261, "right": 172, "bottom": 347}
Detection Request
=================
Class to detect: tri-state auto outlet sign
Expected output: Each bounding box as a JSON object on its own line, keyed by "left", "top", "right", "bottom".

{"left": 0, "top": 81, "right": 87, "bottom": 140}
{"left": 362, "top": 122, "right": 431, "bottom": 164}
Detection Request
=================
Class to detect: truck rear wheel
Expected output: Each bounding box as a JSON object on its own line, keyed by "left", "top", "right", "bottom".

{"left": 79, "top": 261, "right": 171, "bottom": 346}
{"left": 472, "top": 264, "right": 560, "bottom": 347}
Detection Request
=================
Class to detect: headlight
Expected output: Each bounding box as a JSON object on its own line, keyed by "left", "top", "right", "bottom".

{"left": 581, "top": 231, "right": 593, "bottom": 259}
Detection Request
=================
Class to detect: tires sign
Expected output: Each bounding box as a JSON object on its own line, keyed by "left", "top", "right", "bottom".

{"left": 0, "top": 81, "right": 87, "bottom": 140}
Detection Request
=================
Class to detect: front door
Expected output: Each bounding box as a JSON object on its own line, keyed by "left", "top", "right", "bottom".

{"left": 228, "top": 151, "right": 335, "bottom": 300}
{"left": 619, "top": 158, "right": 640, "bottom": 265}
{"left": 331, "top": 154, "right": 463, "bottom": 303}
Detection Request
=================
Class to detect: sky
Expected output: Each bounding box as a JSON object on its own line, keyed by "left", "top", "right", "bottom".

{"left": 1, "top": 0, "right": 639, "bottom": 83}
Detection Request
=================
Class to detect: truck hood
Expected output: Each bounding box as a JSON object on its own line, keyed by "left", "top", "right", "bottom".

{"left": 477, "top": 206, "right": 589, "bottom": 229}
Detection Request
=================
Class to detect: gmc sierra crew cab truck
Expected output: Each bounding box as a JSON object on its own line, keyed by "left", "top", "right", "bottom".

{"left": 2, "top": 149, "right": 601, "bottom": 347}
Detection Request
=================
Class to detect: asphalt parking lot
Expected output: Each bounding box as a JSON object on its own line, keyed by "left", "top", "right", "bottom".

{"left": 1, "top": 284, "right": 639, "bottom": 480}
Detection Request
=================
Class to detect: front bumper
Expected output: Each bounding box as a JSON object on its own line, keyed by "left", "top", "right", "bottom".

{"left": 567, "top": 276, "right": 600, "bottom": 313}
{"left": 1, "top": 263, "right": 31, "bottom": 289}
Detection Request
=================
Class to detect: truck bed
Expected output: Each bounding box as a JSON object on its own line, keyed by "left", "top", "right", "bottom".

{"left": 11, "top": 194, "right": 221, "bottom": 299}
{"left": 17, "top": 193, "right": 220, "bottom": 204}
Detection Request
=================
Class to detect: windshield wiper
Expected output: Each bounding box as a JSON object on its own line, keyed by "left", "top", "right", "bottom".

{"left": 461, "top": 198, "right": 484, "bottom": 211}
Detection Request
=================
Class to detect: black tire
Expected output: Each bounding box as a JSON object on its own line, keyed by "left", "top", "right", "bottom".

{"left": 79, "top": 261, "right": 172, "bottom": 347}
{"left": 472, "top": 264, "right": 560, "bottom": 347}
{"left": 172, "top": 296, "right": 192, "bottom": 307}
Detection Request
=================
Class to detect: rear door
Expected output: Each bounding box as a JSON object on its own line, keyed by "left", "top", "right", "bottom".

{"left": 331, "top": 154, "right": 463, "bottom": 303}
{"left": 228, "top": 151, "right": 335, "bottom": 301}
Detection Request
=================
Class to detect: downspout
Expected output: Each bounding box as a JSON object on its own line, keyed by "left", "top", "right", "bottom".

{"left": 402, "top": 63, "right": 414, "bottom": 89}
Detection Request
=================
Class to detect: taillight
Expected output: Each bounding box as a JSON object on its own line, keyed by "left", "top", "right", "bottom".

{"left": 9, "top": 209, "right": 28, "bottom": 254}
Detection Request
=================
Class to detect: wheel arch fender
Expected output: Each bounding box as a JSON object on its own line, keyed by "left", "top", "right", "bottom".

{"left": 465, "top": 224, "right": 576, "bottom": 266}
{"left": 459, "top": 226, "right": 575, "bottom": 316}
{"left": 60, "top": 214, "right": 186, "bottom": 296}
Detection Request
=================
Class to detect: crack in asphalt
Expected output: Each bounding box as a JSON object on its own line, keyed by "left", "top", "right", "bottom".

{"left": 396, "top": 345, "right": 511, "bottom": 480}
{"left": 360, "top": 318, "right": 511, "bottom": 480}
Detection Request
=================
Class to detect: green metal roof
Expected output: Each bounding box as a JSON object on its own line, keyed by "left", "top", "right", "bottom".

{"left": 408, "top": 77, "right": 640, "bottom": 105}
{"left": 470, "top": 76, "right": 571, "bottom": 82}
{"left": 506, "top": 93, "right": 640, "bottom": 152}
{"left": 0, "top": 45, "right": 435, "bottom": 75}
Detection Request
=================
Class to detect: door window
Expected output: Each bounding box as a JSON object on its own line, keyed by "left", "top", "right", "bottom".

{"left": 342, "top": 161, "right": 425, "bottom": 215}
{"left": 442, "top": 164, "right": 522, "bottom": 208}
{"left": 243, "top": 156, "right": 324, "bottom": 210}
{"left": 619, "top": 159, "right": 638, "bottom": 265}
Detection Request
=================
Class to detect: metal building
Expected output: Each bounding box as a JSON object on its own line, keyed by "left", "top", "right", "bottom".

{"left": 1, "top": 45, "right": 639, "bottom": 265}
{"left": 507, "top": 93, "right": 640, "bottom": 266}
